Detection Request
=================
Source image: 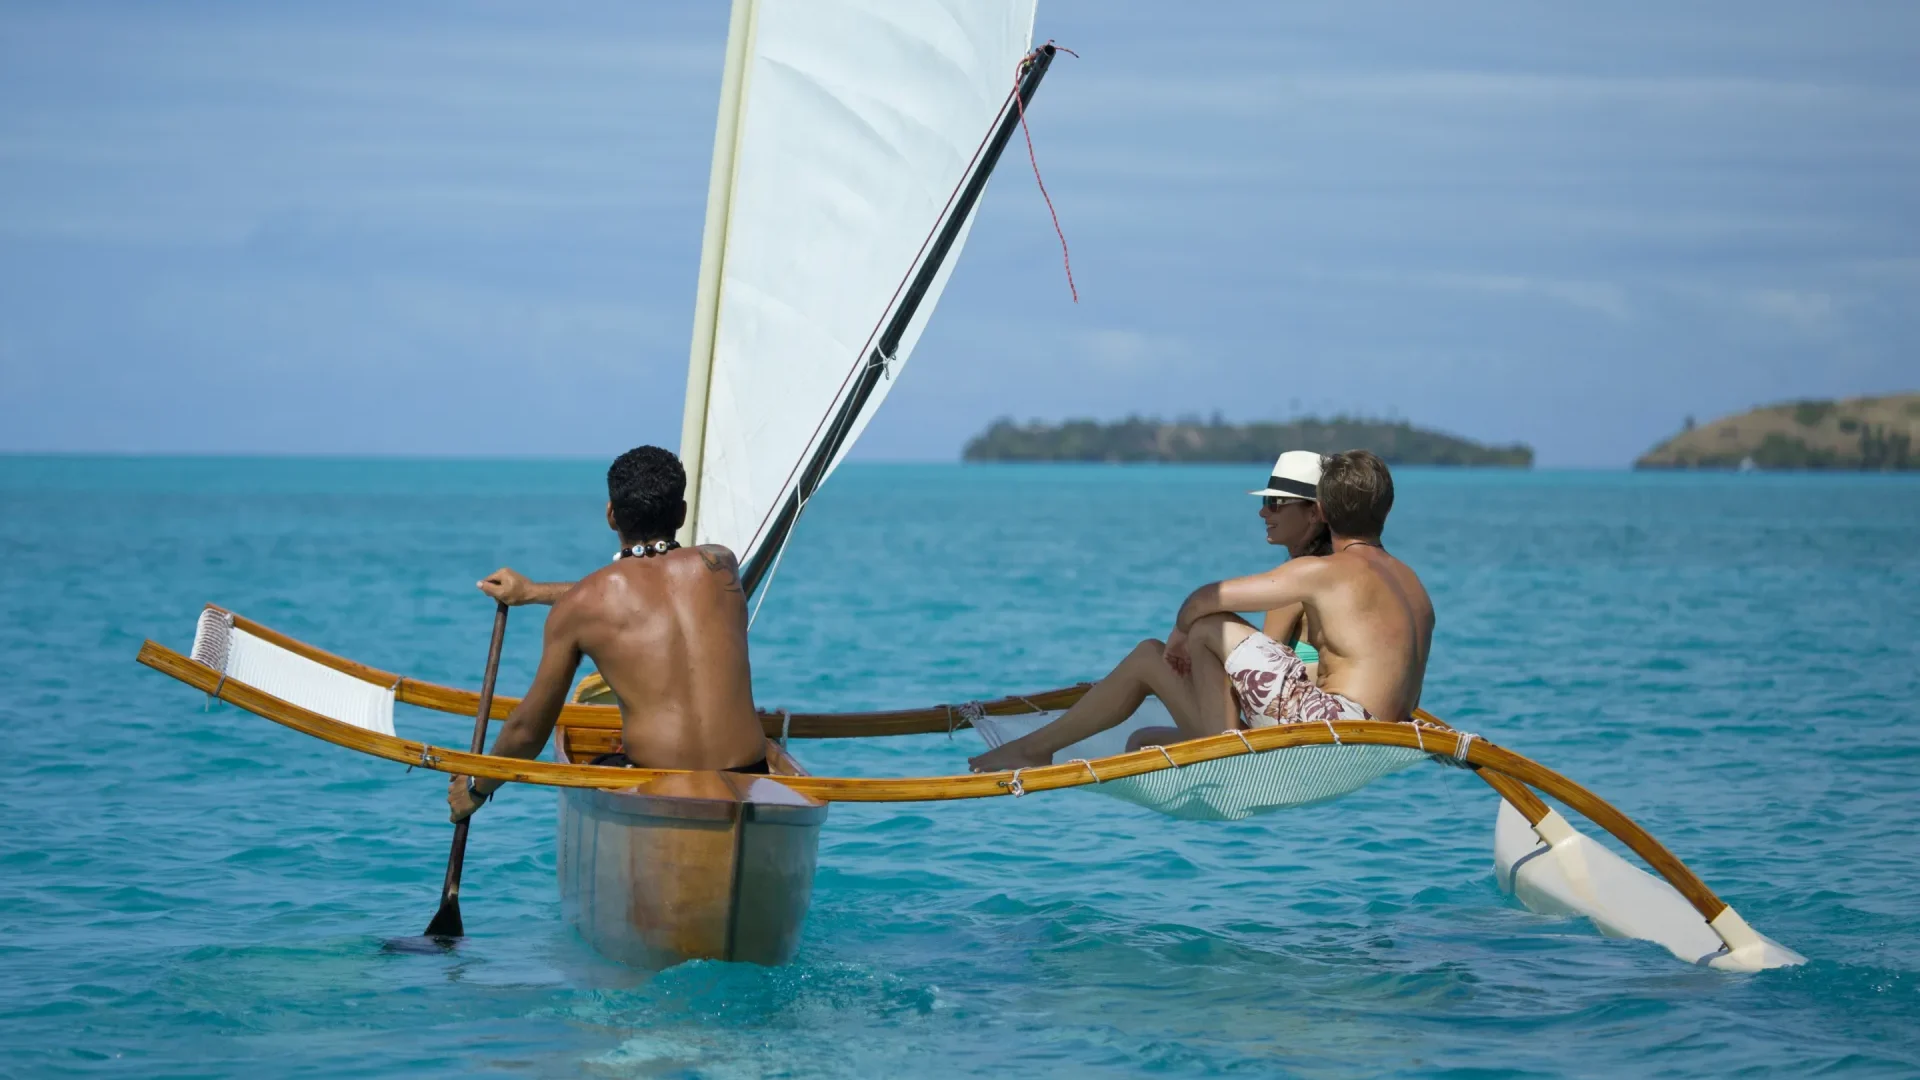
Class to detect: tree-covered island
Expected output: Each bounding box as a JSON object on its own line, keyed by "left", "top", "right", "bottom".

{"left": 963, "top": 416, "right": 1533, "bottom": 466}
{"left": 1636, "top": 393, "right": 1918, "bottom": 470}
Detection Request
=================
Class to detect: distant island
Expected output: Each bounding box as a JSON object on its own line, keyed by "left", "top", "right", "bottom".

{"left": 1636, "top": 393, "right": 1918, "bottom": 470}
{"left": 963, "top": 416, "right": 1533, "bottom": 466}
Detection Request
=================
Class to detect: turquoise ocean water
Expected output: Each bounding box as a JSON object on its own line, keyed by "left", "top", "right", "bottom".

{"left": 3, "top": 458, "right": 1918, "bottom": 1077}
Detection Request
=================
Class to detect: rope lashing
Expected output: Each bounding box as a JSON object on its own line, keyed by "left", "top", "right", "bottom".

{"left": 1005, "top": 768, "right": 1027, "bottom": 797}
{"left": 779, "top": 709, "right": 792, "bottom": 749}
{"left": 190, "top": 608, "right": 233, "bottom": 670}
{"left": 953, "top": 700, "right": 987, "bottom": 741}
{"left": 1427, "top": 730, "right": 1478, "bottom": 769}
{"left": 1408, "top": 715, "right": 1467, "bottom": 761}
{"left": 1016, "top": 696, "right": 1050, "bottom": 716}
{"left": 201, "top": 612, "right": 231, "bottom": 692}
{"left": 1228, "top": 729, "right": 1255, "bottom": 754}
{"left": 1067, "top": 757, "right": 1101, "bottom": 782}
{"left": 1321, "top": 717, "right": 1342, "bottom": 745}
{"left": 1453, "top": 731, "right": 1475, "bottom": 764}
{"left": 1142, "top": 744, "right": 1180, "bottom": 769}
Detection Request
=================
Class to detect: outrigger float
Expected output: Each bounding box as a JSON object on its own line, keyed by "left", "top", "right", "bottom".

{"left": 136, "top": 0, "right": 1803, "bottom": 973}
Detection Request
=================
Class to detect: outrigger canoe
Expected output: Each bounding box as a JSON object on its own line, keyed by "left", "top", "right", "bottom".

{"left": 139, "top": 605, "right": 1804, "bottom": 972}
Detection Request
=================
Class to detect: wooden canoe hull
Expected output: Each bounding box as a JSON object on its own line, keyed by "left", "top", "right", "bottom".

{"left": 556, "top": 734, "right": 826, "bottom": 969}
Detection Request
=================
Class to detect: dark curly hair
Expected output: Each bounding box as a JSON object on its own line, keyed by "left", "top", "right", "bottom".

{"left": 607, "top": 446, "right": 686, "bottom": 541}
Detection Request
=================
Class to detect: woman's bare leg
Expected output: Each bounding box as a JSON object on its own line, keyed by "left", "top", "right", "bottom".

{"left": 968, "top": 640, "right": 1200, "bottom": 771}
{"left": 1183, "top": 613, "right": 1260, "bottom": 738}
{"left": 1125, "top": 725, "right": 1182, "bottom": 751}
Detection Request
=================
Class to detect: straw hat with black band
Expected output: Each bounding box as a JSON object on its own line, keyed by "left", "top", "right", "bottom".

{"left": 1249, "top": 450, "right": 1323, "bottom": 504}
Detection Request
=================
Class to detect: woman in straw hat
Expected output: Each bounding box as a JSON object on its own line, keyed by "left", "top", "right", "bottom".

{"left": 968, "top": 451, "right": 1331, "bottom": 772}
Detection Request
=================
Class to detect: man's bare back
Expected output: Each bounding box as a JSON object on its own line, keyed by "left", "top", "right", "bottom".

{"left": 561, "top": 545, "right": 765, "bottom": 769}
{"left": 447, "top": 446, "right": 769, "bottom": 823}
{"left": 1282, "top": 543, "right": 1432, "bottom": 721}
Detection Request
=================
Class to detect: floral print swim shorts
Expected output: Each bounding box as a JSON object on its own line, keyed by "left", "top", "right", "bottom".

{"left": 1223, "top": 631, "right": 1372, "bottom": 727}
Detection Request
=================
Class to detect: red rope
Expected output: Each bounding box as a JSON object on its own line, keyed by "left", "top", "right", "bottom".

{"left": 1016, "top": 43, "right": 1078, "bottom": 303}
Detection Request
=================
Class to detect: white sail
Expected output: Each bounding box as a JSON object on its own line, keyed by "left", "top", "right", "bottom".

{"left": 678, "top": 0, "right": 1041, "bottom": 587}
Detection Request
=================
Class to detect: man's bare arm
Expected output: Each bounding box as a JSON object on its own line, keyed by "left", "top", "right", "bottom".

{"left": 1262, "top": 602, "right": 1307, "bottom": 646}
{"left": 1174, "top": 560, "right": 1320, "bottom": 633}
{"left": 471, "top": 603, "right": 583, "bottom": 797}
{"left": 479, "top": 567, "right": 574, "bottom": 607}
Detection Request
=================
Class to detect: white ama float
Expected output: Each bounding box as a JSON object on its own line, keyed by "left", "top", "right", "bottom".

{"left": 975, "top": 701, "right": 1804, "bottom": 972}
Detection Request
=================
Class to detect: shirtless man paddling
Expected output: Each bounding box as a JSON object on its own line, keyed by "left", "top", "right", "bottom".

{"left": 969, "top": 450, "right": 1430, "bottom": 772}
{"left": 446, "top": 446, "right": 767, "bottom": 823}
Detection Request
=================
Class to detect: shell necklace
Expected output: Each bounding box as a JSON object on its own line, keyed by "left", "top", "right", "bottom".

{"left": 615, "top": 539, "right": 680, "bottom": 561}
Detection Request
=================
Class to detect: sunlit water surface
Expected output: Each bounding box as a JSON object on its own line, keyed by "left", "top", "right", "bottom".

{"left": 3, "top": 459, "right": 1917, "bottom": 1077}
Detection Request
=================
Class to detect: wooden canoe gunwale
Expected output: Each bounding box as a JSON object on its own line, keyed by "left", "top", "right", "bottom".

{"left": 210, "top": 606, "right": 1088, "bottom": 739}
{"left": 138, "top": 635, "right": 1730, "bottom": 926}
{"left": 554, "top": 745, "right": 828, "bottom": 828}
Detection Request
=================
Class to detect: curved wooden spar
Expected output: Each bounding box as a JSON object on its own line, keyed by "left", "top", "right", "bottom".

{"left": 140, "top": 637, "right": 1727, "bottom": 924}
{"left": 200, "top": 609, "right": 1559, "bottom": 835}
{"left": 1413, "top": 707, "right": 1552, "bottom": 821}
{"left": 213, "top": 607, "right": 1088, "bottom": 739}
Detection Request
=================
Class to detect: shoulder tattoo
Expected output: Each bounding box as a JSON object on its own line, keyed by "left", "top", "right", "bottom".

{"left": 696, "top": 545, "right": 744, "bottom": 593}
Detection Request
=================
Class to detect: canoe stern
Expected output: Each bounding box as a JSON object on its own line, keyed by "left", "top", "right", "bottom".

{"left": 557, "top": 751, "right": 825, "bottom": 969}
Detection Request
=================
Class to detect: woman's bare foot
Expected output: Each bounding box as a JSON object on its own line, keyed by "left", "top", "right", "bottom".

{"left": 967, "top": 741, "right": 1054, "bottom": 772}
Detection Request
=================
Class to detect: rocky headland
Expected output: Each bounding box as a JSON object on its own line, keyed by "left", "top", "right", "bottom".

{"left": 1635, "top": 393, "right": 1918, "bottom": 470}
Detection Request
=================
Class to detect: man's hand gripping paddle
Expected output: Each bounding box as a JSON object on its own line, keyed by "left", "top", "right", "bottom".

{"left": 385, "top": 601, "right": 508, "bottom": 952}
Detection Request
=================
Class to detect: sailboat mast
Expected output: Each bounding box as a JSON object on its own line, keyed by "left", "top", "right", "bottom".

{"left": 739, "top": 44, "right": 1058, "bottom": 597}
{"left": 678, "top": 0, "right": 762, "bottom": 547}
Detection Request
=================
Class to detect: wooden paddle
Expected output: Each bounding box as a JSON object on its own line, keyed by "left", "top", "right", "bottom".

{"left": 423, "top": 600, "right": 510, "bottom": 939}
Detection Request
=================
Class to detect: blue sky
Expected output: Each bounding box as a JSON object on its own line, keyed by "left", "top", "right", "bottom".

{"left": 2, "top": 1, "right": 1915, "bottom": 466}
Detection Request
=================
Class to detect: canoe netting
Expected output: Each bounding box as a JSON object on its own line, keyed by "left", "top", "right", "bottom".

{"left": 134, "top": 605, "right": 1788, "bottom": 960}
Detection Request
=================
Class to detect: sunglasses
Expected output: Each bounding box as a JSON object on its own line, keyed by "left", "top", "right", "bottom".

{"left": 1262, "top": 495, "right": 1310, "bottom": 511}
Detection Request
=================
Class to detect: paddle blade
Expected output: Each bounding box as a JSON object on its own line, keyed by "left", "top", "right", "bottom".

{"left": 423, "top": 895, "right": 463, "bottom": 939}
{"left": 380, "top": 934, "right": 457, "bottom": 956}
